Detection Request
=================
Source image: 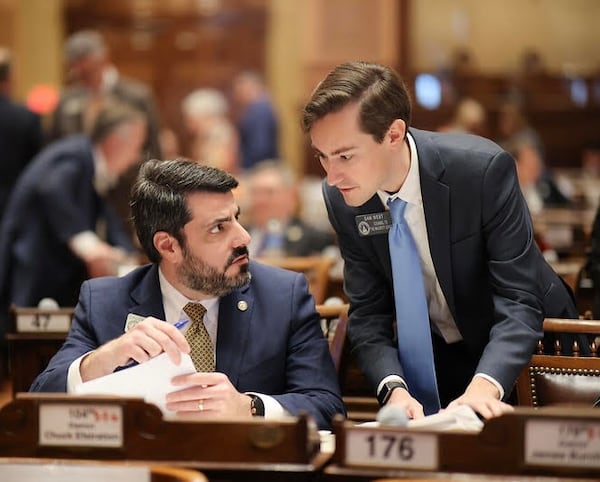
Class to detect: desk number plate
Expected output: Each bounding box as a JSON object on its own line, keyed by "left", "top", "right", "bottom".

{"left": 345, "top": 428, "right": 438, "bottom": 470}
{"left": 39, "top": 403, "right": 124, "bottom": 448}
{"left": 525, "top": 419, "right": 600, "bottom": 469}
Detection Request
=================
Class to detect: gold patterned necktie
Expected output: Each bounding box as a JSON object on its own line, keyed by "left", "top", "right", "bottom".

{"left": 182, "top": 302, "right": 214, "bottom": 372}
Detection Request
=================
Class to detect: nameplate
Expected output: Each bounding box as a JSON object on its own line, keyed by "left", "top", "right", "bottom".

{"left": 344, "top": 426, "right": 438, "bottom": 470}
{"left": 524, "top": 418, "right": 600, "bottom": 469}
{"left": 15, "top": 310, "right": 72, "bottom": 332}
{"left": 39, "top": 403, "right": 124, "bottom": 448}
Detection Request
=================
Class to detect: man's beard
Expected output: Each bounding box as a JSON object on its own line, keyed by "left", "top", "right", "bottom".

{"left": 177, "top": 245, "right": 251, "bottom": 297}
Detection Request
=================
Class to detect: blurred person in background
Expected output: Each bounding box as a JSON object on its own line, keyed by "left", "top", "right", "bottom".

{"left": 0, "top": 47, "right": 43, "bottom": 223}
{"left": 0, "top": 100, "right": 146, "bottom": 356}
{"left": 244, "top": 160, "right": 335, "bottom": 258}
{"left": 438, "top": 97, "right": 488, "bottom": 137}
{"left": 181, "top": 88, "right": 238, "bottom": 174}
{"left": 231, "top": 71, "right": 279, "bottom": 170}
{"left": 497, "top": 100, "right": 572, "bottom": 209}
{"left": 50, "top": 30, "right": 162, "bottom": 234}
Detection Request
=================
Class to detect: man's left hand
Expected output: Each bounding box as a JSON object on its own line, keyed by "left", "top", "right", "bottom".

{"left": 446, "top": 376, "right": 514, "bottom": 419}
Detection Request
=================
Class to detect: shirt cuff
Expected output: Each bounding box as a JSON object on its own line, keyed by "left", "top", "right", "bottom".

{"left": 474, "top": 372, "right": 505, "bottom": 400}
{"left": 246, "top": 392, "right": 288, "bottom": 419}
{"left": 67, "top": 352, "right": 92, "bottom": 393}
{"left": 377, "top": 374, "right": 408, "bottom": 397}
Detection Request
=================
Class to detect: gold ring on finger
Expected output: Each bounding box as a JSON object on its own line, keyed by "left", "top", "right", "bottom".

{"left": 198, "top": 399, "right": 204, "bottom": 412}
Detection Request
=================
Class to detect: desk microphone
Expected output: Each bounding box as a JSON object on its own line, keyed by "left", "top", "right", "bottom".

{"left": 376, "top": 404, "right": 409, "bottom": 426}
{"left": 38, "top": 297, "right": 59, "bottom": 310}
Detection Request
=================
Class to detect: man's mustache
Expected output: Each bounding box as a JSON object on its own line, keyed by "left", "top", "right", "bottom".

{"left": 226, "top": 246, "right": 249, "bottom": 267}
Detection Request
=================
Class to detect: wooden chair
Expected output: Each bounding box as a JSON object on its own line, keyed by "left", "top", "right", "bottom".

{"left": 316, "top": 303, "right": 348, "bottom": 373}
{"left": 315, "top": 303, "right": 379, "bottom": 421}
{"left": 516, "top": 317, "right": 600, "bottom": 407}
{"left": 257, "top": 255, "right": 333, "bottom": 304}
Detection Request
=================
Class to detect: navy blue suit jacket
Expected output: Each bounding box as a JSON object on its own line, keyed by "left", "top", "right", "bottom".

{"left": 0, "top": 135, "right": 134, "bottom": 319}
{"left": 0, "top": 94, "right": 43, "bottom": 221}
{"left": 323, "top": 128, "right": 577, "bottom": 400}
{"left": 30, "top": 262, "right": 345, "bottom": 429}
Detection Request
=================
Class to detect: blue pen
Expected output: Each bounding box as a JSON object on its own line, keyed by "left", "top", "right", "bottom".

{"left": 173, "top": 319, "right": 190, "bottom": 330}
{"left": 115, "top": 319, "right": 191, "bottom": 371}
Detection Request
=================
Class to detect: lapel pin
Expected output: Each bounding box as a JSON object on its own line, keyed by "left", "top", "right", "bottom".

{"left": 237, "top": 300, "right": 248, "bottom": 312}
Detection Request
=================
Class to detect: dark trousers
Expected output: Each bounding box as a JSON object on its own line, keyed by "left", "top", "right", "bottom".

{"left": 432, "top": 333, "right": 479, "bottom": 408}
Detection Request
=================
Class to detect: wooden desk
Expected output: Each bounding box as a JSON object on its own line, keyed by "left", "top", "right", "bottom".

{"left": 0, "top": 395, "right": 326, "bottom": 482}
{"left": 325, "top": 407, "right": 600, "bottom": 480}
{"left": 5, "top": 332, "right": 66, "bottom": 396}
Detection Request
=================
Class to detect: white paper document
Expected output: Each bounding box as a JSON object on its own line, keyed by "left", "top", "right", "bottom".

{"left": 362, "top": 405, "right": 484, "bottom": 432}
{"left": 74, "top": 352, "right": 196, "bottom": 415}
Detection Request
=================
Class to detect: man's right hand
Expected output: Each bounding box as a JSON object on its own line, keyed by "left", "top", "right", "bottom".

{"left": 79, "top": 317, "right": 190, "bottom": 382}
{"left": 387, "top": 386, "right": 425, "bottom": 419}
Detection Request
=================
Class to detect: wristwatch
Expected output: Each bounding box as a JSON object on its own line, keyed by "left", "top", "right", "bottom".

{"left": 377, "top": 380, "right": 408, "bottom": 406}
{"left": 249, "top": 394, "right": 265, "bottom": 416}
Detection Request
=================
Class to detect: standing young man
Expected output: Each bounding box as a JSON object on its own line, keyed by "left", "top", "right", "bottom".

{"left": 302, "top": 61, "right": 577, "bottom": 419}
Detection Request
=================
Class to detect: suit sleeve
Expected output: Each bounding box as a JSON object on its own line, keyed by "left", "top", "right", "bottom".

{"left": 30, "top": 281, "right": 101, "bottom": 392}
{"left": 270, "top": 272, "right": 345, "bottom": 429}
{"left": 322, "top": 183, "right": 402, "bottom": 393}
{"left": 38, "top": 161, "right": 95, "bottom": 244}
{"left": 476, "top": 150, "right": 548, "bottom": 391}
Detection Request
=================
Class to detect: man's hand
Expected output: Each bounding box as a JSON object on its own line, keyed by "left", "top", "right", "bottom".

{"left": 166, "top": 372, "right": 253, "bottom": 419}
{"left": 79, "top": 317, "right": 189, "bottom": 382}
{"left": 83, "top": 242, "right": 128, "bottom": 278}
{"left": 386, "top": 386, "right": 425, "bottom": 419}
{"left": 446, "top": 376, "right": 514, "bottom": 419}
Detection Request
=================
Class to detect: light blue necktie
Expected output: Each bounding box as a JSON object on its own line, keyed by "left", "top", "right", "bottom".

{"left": 387, "top": 197, "right": 440, "bottom": 415}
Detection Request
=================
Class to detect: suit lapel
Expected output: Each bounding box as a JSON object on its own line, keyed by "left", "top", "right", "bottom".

{"left": 129, "top": 265, "right": 166, "bottom": 321}
{"left": 358, "top": 196, "right": 394, "bottom": 281}
{"left": 411, "top": 129, "right": 457, "bottom": 319}
{"left": 215, "top": 282, "right": 253, "bottom": 384}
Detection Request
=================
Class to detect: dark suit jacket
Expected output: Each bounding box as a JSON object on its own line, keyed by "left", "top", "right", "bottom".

{"left": 0, "top": 94, "right": 43, "bottom": 221}
{"left": 30, "top": 262, "right": 345, "bottom": 429}
{"left": 323, "top": 128, "right": 577, "bottom": 401}
{"left": 0, "top": 135, "right": 134, "bottom": 322}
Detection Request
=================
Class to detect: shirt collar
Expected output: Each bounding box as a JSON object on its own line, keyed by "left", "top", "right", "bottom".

{"left": 378, "top": 132, "right": 421, "bottom": 208}
{"left": 92, "top": 147, "right": 118, "bottom": 195}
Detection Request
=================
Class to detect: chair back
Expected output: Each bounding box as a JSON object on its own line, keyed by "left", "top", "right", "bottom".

{"left": 316, "top": 303, "right": 348, "bottom": 373}
{"left": 516, "top": 317, "right": 600, "bottom": 407}
{"left": 257, "top": 256, "right": 333, "bottom": 304}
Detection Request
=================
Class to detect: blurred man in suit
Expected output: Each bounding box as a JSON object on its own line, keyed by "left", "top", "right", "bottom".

{"left": 50, "top": 30, "right": 162, "bottom": 234}
{"left": 231, "top": 71, "right": 279, "bottom": 170}
{"left": 0, "top": 47, "right": 43, "bottom": 223}
{"left": 244, "top": 160, "right": 335, "bottom": 258}
{"left": 0, "top": 100, "right": 146, "bottom": 353}
{"left": 30, "top": 159, "right": 344, "bottom": 429}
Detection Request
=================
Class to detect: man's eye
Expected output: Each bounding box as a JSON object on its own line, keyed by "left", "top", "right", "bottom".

{"left": 210, "top": 223, "right": 224, "bottom": 234}
{"left": 340, "top": 154, "right": 353, "bottom": 161}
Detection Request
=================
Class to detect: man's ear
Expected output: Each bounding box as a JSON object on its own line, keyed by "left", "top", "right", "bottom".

{"left": 387, "top": 119, "right": 407, "bottom": 145}
{"left": 153, "top": 231, "right": 181, "bottom": 262}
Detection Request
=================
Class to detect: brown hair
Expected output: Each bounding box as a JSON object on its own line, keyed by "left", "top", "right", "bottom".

{"left": 301, "top": 61, "right": 411, "bottom": 142}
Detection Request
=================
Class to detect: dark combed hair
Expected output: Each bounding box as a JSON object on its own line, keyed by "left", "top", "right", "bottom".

{"left": 130, "top": 158, "right": 239, "bottom": 263}
{"left": 301, "top": 61, "right": 412, "bottom": 142}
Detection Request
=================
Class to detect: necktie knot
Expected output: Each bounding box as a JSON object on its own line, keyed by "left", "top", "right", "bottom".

{"left": 388, "top": 197, "right": 407, "bottom": 223}
{"left": 183, "top": 302, "right": 207, "bottom": 323}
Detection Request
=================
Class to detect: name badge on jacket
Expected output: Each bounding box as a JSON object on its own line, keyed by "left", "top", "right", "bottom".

{"left": 355, "top": 211, "right": 392, "bottom": 237}
{"left": 124, "top": 313, "right": 146, "bottom": 332}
